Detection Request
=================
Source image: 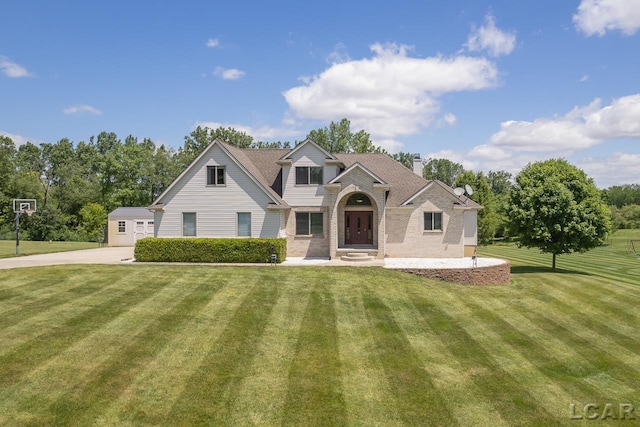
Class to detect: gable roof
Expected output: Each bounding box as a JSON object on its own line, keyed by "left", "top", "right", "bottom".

{"left": 402, "top": 180, "right": 482, "bottom": 209}
{"left": 154, "top": 138, "right": 481, "bottom": 211}
{"left": 151, "top": 140, "right": 287, "bottom": 207}
{"left": 279, "top": 138, "right": 338, "bottom": 161}
{"left": 327, "top": 161, "right": 388, "bottom": 186}
{"left": 333, "top": 153, "right": 429, "bottom": 206}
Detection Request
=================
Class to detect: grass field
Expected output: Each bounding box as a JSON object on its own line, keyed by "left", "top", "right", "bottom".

{"left": 0, "top": 240, "right": 99, "bottom": 259}
{"left": 478, "top": 229, "right": 640, "bottom": 285}
{"left": 0, "top": 230, "right": 639, "bottom": 425}
{"left": 1, "top": 239, "right": 639, "bottom": 426}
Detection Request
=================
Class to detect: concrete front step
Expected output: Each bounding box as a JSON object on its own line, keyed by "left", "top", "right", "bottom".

{"left": 340, "top": 252, "right": 375, "bottom": 262}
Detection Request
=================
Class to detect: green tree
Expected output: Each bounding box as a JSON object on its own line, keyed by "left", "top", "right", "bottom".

{"left": 306, "top": 118, "right": 384, "bottom": 153}
{"left": 178, "top": 126, "right": 255, "bottom": 169}
{"left": 454, "top": 171, "right": 499, "bottom": 244}
{"left": 79, "top": 202, "right": 107, "bottom": 242}
{"left": 422, "top": 158, "right": 464, "bottom": 186}
{"left": 487, "top": 170, "right": 513, "bottom": 238}
{"left": 507, "top": 159, "right": 611, "bottom": 269}
{"left": 391, "top": 152, "right": 415, "bottom": 169}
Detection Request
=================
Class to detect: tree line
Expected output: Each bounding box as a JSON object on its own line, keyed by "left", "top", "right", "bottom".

{"left": 1, "top": 118, "right": 635, "bottom": 254}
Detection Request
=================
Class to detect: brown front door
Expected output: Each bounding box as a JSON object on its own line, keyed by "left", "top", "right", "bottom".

{"left": 345, "top": 211, "right": 373, "bottom": 245}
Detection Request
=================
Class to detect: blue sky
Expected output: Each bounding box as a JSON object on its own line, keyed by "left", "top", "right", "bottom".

{"left": 1, "top": 0, "right": 639, "bottom": 187}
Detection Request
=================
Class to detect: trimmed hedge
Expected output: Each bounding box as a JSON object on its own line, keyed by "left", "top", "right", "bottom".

{"left": 134, "top": 237, "right": 287, "bottom": 263}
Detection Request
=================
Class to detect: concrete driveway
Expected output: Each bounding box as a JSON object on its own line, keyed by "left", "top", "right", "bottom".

{"left": 0, "top": 247, "right": 135, "bottom": 270}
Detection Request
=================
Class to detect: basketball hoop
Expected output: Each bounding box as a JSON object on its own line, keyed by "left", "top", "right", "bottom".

{"left": 23, "top": 209, "right": 34, "bottom": 217}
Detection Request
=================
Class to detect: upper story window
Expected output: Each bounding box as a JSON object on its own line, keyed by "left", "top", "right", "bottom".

{"left": 207, "top": 166, "right": 226, "bottom": 186}
{"left": 295, "top": 166, "right": 323, "bottom": 185}
{"left": 424, "top": 212, "right": 443, "bottom": 231}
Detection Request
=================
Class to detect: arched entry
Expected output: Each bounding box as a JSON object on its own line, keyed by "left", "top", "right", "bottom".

{"left": 344, "top": 193, "right": 374, "bottom": 245}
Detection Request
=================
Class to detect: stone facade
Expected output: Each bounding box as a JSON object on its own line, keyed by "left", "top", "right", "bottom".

{"left": 385, "top": 185, "right": 466, "bottom": 258}
{"left": 399, "top": 261, "right": 511, "bottom": 285}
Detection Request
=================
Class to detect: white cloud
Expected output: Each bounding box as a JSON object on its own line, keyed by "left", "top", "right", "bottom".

{"left": 486, "top": 94, "right": 640, "bottom": 153}
{"left": 63, "top": 105, "right": 102, "bottom": 115}
{"left": 213, "top": 66, "right": 245, "bottom": 80}
{"left": 206, "top": 38, "right": 220, "bottom": 48}
{"left": 0, "top": 56, "right": 32, "bottom": 78}
{"left": 0, "top": 130, "right": 35, "bottom": 146}
{"left": 466, "top": 14, "right": 516, "bottom": 57}
{"left": 579, "top": 152, "right": 640, "bottom": 187}
{"left": 574, "top": 0, "right": 640, "bottom": 36}
{"left": 326, "top": 43, "right": 350, "bottom": 64}
{"left": 283, "top": 43, "right": 498, "bottom": 151}
{"left": 580, "top": 74, "right": 589, "bottom": 82}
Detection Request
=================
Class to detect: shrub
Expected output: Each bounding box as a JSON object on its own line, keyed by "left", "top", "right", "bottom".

{"left": 134, "top": 237, "right": 287, "bottom": 263}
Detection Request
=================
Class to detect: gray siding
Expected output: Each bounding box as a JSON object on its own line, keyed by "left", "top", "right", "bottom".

{"left": 282, "top": 144, "right": 331, "bottom": 206}
{"left": 155, "top": 144, "right": 280, "bottom": 238}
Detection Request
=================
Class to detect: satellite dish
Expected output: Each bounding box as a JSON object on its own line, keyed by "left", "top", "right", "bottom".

{"left": 454, "top": 187, "right": 465, "bottom": 196}
{"left": 465, "top": 184, "right": 474, "bottom": 196}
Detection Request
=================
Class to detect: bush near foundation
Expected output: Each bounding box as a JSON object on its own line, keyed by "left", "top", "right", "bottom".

{"left": 134, "top": 237, "right": 286, "bottom": 263}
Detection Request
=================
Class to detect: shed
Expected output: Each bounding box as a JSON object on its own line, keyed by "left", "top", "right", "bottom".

{"left": 107, "top": 207, "right": 154, "bottom": 247}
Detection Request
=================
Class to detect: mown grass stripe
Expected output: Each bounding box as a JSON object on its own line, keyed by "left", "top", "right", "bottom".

{"left": 0, "top": 277, "right": 172, "bottom": 387}
{"left": 37, "top": 280, "right": 222, "bottom": 426}
{"left": 282, "top": 281, "right": 347, "bottom": 427}
{"left": 0, "top": 278, "right": 107, "bottom": 330}
{"left": 410, "top": 294, "right": 558, "bottom": 426}
{"left": 362, "top": 291, "right": 458, "bottom": 426}
{"left": 529, "top": 280, "right": 640, "bottom": 355}
{"left": 460, "top": 298, "right": 615, "bottom": 404}
{"left": 0, "top": 278, "right": 137, "bottom": 357}
{"left": 167, "top": 278, "right": 280, "bottom": 425}
{"left": 96, "top": 274, "right": 254, "bottom": 426}
{"left": 512, "top": 299, "right": 640, "bottom": 393}
{"left": 227, "top": 277, "right": 311, "bottom": 426}
{"left": 384, "top": 293, "right": 511, "bottom": 427}
{"left": 333, "top": 284, "right": 406, "bottom": 426}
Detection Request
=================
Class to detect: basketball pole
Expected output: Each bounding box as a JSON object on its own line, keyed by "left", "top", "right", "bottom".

{"left": 15, "top": 211, "right": 21, "bottom": 256}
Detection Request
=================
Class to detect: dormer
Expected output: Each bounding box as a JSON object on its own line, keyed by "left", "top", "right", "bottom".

{"left": 278, "top": 138, "right": 343, "bottom": 205}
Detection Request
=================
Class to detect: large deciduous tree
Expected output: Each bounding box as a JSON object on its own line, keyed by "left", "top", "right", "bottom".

{"left": 422, "top": 158, "right": 465, "bottom": 187}
{"left": 507, "top": 159, "right": 611, "bottom": 269}
{"left": 306, "top": 118, "right": 384, "bottom": 153}
{"left": 454, "top": 171, "right": 499, "bottom": 244}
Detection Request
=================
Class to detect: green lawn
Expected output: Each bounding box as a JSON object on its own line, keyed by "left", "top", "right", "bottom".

{"left": 0, "top": 240, "right": 99, "bottom": 258}
{"left": 1, "top": 255, "right": 638, "bottom": 426}
{"left": 478, "top": 229, "right": 640, "bottom": 284}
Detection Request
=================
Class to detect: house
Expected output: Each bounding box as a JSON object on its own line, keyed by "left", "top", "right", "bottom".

{"left": 148, "top": 139, "right": 481, "bottom": 260}
{"left": 107, "top": 207, "right": 154, "bottom": 247}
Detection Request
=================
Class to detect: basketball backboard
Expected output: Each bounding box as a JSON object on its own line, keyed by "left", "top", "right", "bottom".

{"left": 13, "top": 199, "right": 37, "bottom": 214}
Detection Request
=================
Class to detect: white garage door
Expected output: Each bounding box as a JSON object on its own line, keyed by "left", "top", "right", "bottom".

{"left": 133, "top": 219, "right": 154, "bottom": 243}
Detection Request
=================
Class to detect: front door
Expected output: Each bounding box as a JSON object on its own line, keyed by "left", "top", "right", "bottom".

{"left": 345, "top": 211, "right": 373, "bottom": 245}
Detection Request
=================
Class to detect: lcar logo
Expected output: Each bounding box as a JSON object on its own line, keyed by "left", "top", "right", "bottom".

{"left": 570, "top": 403, "right": 636, "bottom": 421}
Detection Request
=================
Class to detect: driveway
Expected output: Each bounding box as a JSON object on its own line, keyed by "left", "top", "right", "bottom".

{"left": 0, "top": 247, "right": 135, "bottom": 270}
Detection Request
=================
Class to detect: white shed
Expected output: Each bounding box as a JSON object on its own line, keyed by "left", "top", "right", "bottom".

{"left": 107, "top": 207, "right": 154, "bottom": 247}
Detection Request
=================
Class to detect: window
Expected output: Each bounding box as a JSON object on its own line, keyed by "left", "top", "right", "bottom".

{"left": 117, "top": 220, "right": 126, "bottom": 233}
{"left": 346, "top": 193, "right": 372, "bottom": 206}
{"left": 295, "top": 212, "right": 323, "bottom": 235}
{"left": 183, "top": 212, "right": 196, "bottom": 236}
{"left": 295, "top": 166, "right": 323, "bottom": 185}
{"left": 207, "top": 166, "right": 226, "bottom": 186}
{"left": 237, "top": 212, "right": 251, "bottom": 237}
{"left": 424, "top": 212, "right": 443, "bottom": 231}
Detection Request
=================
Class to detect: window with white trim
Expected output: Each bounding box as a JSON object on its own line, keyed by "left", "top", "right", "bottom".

{"left": 117, "top": 220, "right": 126, "bottom": 233}
{"left": 237, "top": 212, "right": 251, "bottom": 237}
{"left": 295, "top": 166, "right": 323, "bottom": 185}
{"left": 424, "top": 212, "right": 443, "bottom": 231}
{"left": 207, "top": 165, "right": 226, "bottom": 186}
{"left": 183, "top": 212, "right": 196, "bottom": 236}
{"left": 295, "top": 212, "right": 323, "bottom": 235}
